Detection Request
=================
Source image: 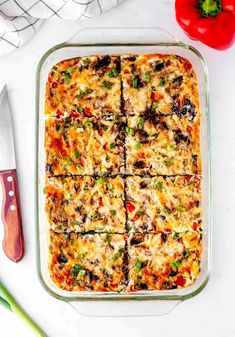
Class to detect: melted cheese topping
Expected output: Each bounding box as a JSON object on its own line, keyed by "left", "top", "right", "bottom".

{"left": 45, "top": 53, "right": 203, "bottom": 292}
{"left": 128, "top": 231, "right": 202, "bottom": 291}
{"left": 126, "top": 114, "right": 201, "bottom": 175}
{"left": 45, "top": 116, "right": 126, "bottom": 176}
{"left": 45, "top": 176, "right": 126, "bottom": 233}
{"left": 45, "top": 56, "right": 121, "bottom": 118}
{"left": 49, "top": 232, "right": 127, "bottom": 291}
{"left": 126, "top": 175, "right": 201, "bottom": 233}
{"left": 121, "top": 54, "right": 199, "bottom": 117}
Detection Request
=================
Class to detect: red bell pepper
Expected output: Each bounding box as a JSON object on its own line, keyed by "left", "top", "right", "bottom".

{"left": 175, "top": 0, "right": 235, "bottom": 50}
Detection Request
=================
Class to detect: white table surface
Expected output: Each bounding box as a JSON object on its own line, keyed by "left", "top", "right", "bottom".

{"left": 0, "top": 0, "right": 234, "bottom": 336}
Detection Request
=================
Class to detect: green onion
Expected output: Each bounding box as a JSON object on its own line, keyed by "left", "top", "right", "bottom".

{"left": 169, "top": 260, "right": 181, "bottom": 268}
{"left": 107, "top": 183, "right": 114, "bottom": 190}
{"left": 78, "top": 269, "right": 86, "bottom": 277}
{"left": 151, "top": 86, "right": 156, "bottom": 91}
{"left": 136, "top": 260, "right": 143, "bottom": 272}
{"left": 135, "top": 142, "right": 142, "bottom": 149}
{"left": 71, "top": 221, "right": 78, "bottom": 226}
{"left": 157, "top": 181, "right": 163, "bottom": 190}
{"left": 65, "top": 67, "right": 73, "bottom": 74}
{"left": 167, "top": 144, "right": 176, "bottom": 151}
{"left": 111, "top": 210, "right": 117, "bottom": 216}
{"left": 85, "top": 88, "right": 93, "bottom": 95}
{"left": 145, "top": 71, "right": 151, "bottom": 82}
{"left": 77, "top": 107, "right": 83, "bottom": 112}
{"left": 126, "top": 223, "right": 132, "bottom": 232}
{"left": 74, "top": 150, "right": 79, "bottom": 159}
{"left": 151, "top": 102, "right": 158, "bottom": 110}
{"left": 137, "top": 117, "right": 145, "bottom": 129}
{"left": 125, "top": 127, "right": 135, "bottom": 136}
{"left": 84, "top": 121, "right": 93, "bottom": 128}
{"left": 132, "top": 77, "right": 139, "bottom": 88}
{"left": 97, "top": 176, "right": 105, "bottom": 184}
{"left": 110, "top": 142, "right": 115, "bottom": 149}
{"left": 107, "top": 67, "right": 118, "bottom": 77}
{"left": 92, "top": 211, "right": 101, "bottom": 220}
{"left": 164, "top": 158, "right": 173, "bottom": 167}
{"left": 176, "top": 205, "right": 187, "bottom": 212}
{"left": 102, "top": 80, "right": 112, "bottom": 90}
{"left": 71, "top": 264, "right": 84, "bottom": 277}
{"left": 112, "top": 248, "right": 125, "bottom": 262}
{"left": 64, "top": 73, "right": 71, "bottom": 84}
{"left": 159, "top": 77, "right": 166, "bottom": 86}
{"left": 0, "top": 282, "right": 46, "bottom": 336}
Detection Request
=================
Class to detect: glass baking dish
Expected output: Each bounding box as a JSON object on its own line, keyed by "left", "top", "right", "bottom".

{"left": 35, "top": 28, "right": 211, "bottom": 316}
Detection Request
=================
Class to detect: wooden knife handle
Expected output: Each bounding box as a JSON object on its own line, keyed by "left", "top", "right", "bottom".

{"left": 0, "top": 169, "right": 24, "bottom": 262}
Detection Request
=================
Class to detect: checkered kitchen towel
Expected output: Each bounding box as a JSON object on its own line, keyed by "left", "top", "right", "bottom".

{"left": 0, "top": 0, "right": 124, "bottom": 56}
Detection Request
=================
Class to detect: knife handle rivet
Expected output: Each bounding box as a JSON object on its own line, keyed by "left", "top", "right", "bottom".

{"left": 9, "top": 191, "right": 14, "bottom": 197}
{"left": 10, "top": 205, "right": 16, "bottom": 211}
{"left": 7, "top": 176, "right": 13, "bottom": 182}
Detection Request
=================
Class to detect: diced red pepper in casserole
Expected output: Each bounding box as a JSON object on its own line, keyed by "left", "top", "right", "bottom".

{"left": 127, "top": 203, "right": 135, "bottom": 212}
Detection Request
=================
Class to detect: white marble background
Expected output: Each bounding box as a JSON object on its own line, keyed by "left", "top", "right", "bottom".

{"left": 0, "top": 0, "right": 234, "bottom": 336}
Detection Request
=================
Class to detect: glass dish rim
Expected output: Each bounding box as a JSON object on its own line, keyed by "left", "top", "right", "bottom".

{"left": 35, "top": 37, "right": 212, "bottom": 303}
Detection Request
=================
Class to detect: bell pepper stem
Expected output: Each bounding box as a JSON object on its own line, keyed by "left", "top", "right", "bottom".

{"left": 0, "top": 282, "right": 46, "bottom": 337}
{"left": 197, "top": 0, "right": 222, "bottom": 17}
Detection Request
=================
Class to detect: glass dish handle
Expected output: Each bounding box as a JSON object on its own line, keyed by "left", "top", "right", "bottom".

{"left": 69, "top": 300, "right": 180, "bottom": 317}
{"left": 68, "top": 27, "right": 179, "bottom": 45}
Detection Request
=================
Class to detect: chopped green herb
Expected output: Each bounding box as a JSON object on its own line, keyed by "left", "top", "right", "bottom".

{"left": 107, "top": 67, "right": 118, "bottom": 77}
{"left": 102, "top": 80, "right": 112, "bottom": 90}
{"left": 125, "top": 127, "right": 135, "bottom": 136}
{"left": 111, "top": 210, "right": 117, "bottom": 216}
{"left": 164, "top": 158, "right": 173, "bottom": 167}
{"left": 84, "top": 121, "right": 94, "bottom": 128}
{"left": 167, "top": 144, "right": 176, "bottom": 151}
{"left": 165, "top": 206, "right": 172, "bottom": 214}
{"left": 136, "top": 210, "right": 143, "bottom": 216}
{"left": 78, "top": 269, "right": 86, "bottom": 277}
{"left": 74, "top": 150, "right": 79, "bottom": 159}
{"left": 77, "top": 88, "right": 93, "bottom": 99}
{"left": 151, "top": 102, "right": 158, "bottom": 110}
{"left": 176, "top": 205, "right": 187, "bottom": 212}
{"left": 64, "top": 73, "right": 71, "bottom": 84}
{"left": 105, "top": 234, "right": 112, "bottom": 243}
{"left": 159, "top": 77, "right": 166, "bottom": 86}
{"left": 107, "top": 183, "right": 114, "bottom": 190}
{"left": 135, "top": 142, "right": 142, "bottom": 149}
{"left": 112, "top": 248, "right": 125, "bottom": 262}
{"left": 151, "top": 86, "right": 156, "bottom": 91}
{"left": 137, "top": 117, "right": 145, "bottom": 129}
{"left": 145, "top": 71, "right": 151, "bottom": 82}
{"left": 169, "top": 260, "right": 181, "bottom": 268}
{"left": 97, "top": 176, "right": 105, "bottom": 184}
{"left": 92, "top": 211, "right": 101, "bottom": 220}
{"left": 136, "top": 260, "right": 143, "bottom": 272}
{"left": 109, "top": 142, "right": 115, "bottom": 149}
{"left": 71, "top": 221, "right": 78, "bottom": 226}
{"left": 65, "top": 67, "right": 73, "bottom": 74}
{"left": 71, "top": 264, "right": 84, "bottom": 277}
{"left": 126, "top": 223, "right": 132, "bottom": 232}
{"left": 157, "top": 181, "right": 163, "bottom": 190}
{"left": 76, "top": 106, "right": 83, "bottom": 112}
{"left": 132, "top": 77, "right": 139, "bottom": 88}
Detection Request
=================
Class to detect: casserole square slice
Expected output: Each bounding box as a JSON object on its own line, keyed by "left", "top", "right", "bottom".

{"left": 45, "top": 176, "right": 126, "bottom": 233}
{"left": 45, "top": 55, "right": 122, "bottom": 118}
{"left": 45, "top": 116, "right": 126, "bottom": 176}
{"left": 126, "top": 175, "right": 202, "bottom": 234}
{"left": 127, "top": 231, "right": 202, "bottom": 291}
{"left": 121, "top": 54, "right": 199, "bottom": 118}
{"left": 49, "top": 232, "right": 128, "bottom": 292}
{"left": 126, "top": 114, "right": 201, "bottom": 175}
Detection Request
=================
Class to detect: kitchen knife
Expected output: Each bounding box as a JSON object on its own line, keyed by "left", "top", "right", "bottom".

{"left": 0, "top": 85, "right": 24, "bottom": 262}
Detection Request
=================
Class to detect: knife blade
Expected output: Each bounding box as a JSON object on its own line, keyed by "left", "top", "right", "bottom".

{"left": 0, "top": 85, "right": 24, "bottom": 262}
